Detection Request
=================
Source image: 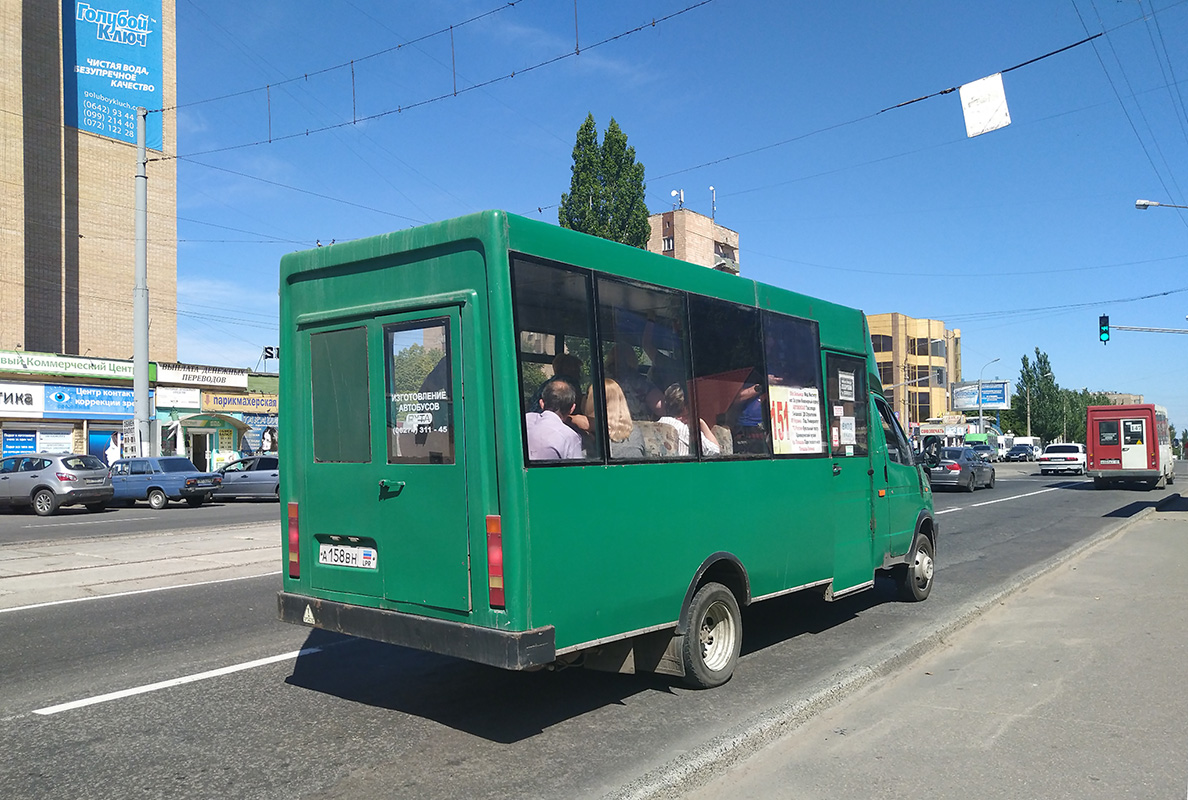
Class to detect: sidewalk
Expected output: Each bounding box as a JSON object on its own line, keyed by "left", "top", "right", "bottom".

{"left": 0, "top": 522, "right": 280, "bottom": 610}
{"left": 680, "top": 495, "right": 1188, "bottom": 799}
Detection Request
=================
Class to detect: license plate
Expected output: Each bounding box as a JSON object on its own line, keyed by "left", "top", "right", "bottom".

{"left": 319, "top": 543, "right": 378, "bottom": 569}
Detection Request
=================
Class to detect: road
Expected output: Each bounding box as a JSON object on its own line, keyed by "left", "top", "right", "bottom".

{"left": 0, "top": 462, "right": 1175, "bottom": 799}
{"left": 0, "top": 498, "right": 280, "bottom": 544}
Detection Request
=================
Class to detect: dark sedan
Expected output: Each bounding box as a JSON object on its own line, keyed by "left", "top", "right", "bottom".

{"left": 928, "top": 446, "right": 995, "bottom": 492}
{"left": 1004, "top": 444, "right": 1035, "bottom": 462}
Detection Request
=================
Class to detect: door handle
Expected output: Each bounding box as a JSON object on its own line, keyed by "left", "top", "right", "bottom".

{"left": 832, "top": 463, "right": 842, "bottom": 476}
{"left": 379, "top": 479, "right": 406, "bottom": 498}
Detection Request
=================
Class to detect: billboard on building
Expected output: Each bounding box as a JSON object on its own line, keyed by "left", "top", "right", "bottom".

{"left": 62, "top": 0, "right": 163, "bottom": 149}
{"left": 952, "top": 380, "right": 1012, "bottom": 411}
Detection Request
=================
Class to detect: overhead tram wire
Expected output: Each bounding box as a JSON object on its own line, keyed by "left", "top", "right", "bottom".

{"left": 166, "top": 0, "right": 536, "bottom": 113}
{"left": 1072, "top": 0, "right": 1188, "bottom": 231}
{"left": 159, "top": 0, "right": 719, "bottom": 161}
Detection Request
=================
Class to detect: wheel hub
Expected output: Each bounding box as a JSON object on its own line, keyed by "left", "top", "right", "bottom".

{"left": 915, "top": 550, "right": 934, "bottom": 583}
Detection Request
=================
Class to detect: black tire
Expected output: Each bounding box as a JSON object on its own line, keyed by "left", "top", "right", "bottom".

{"left": 986, "top": 469, "right": 996, "bottom": 489}
{"left": 186, "top": 497, "right": 204, "bottom": 507}
{"left": 1167, "top": 471, "right": 1175, "bottom": 485}
{"left": 964, "top": 473, "right": 975, "bottom": 493}
{"left": 148, "top": 488, "right": 168, "bottom": 509}
{"left": 32, "top": 489, "right": 58, "bottom": 517}
{"left": 85, "top": 503, "right": 106, "bottom": 512}
{"left": 680, "top": 582, "right": 742, "bottom": 689}
{"left": 896, "top": 535, "right": 935, "bottom": 602}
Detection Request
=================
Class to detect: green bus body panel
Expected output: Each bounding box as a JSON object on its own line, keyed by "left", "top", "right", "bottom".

{"left": 279, "top": 210, "right": 933, "bottom": 660}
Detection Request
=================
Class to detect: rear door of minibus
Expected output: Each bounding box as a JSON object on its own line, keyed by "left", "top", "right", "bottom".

{"left": 304, "top": 308, "right": 471, "bottom": 613}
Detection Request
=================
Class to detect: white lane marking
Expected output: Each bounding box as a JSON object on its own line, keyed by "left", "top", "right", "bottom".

{"left": 935, "top": 508, "right": 962, "bottom": 514}
{"left": 970, "top": 484, "right": 1079, "bottom": 508}
{"left": 0, "top": 571, "right": 281, "bottom": 615}
{"left": 33, "top": 645, "right": 325, "bottom": 715}
{"left": 22, "top": 516, "right": 156, "bottom": 528}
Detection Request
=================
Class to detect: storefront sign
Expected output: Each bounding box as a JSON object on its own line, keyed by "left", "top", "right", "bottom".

{"left": 2, "top": 431, "right": 37, "bottom": 456}
{"left": 44, "top": 383, "right": 138, "bottom": 419}
{"left": 155, "top": 386, "right": 201, "bottom": 408}
{"left": 0, "top": 350, "right": 138, "bottom": 380}
{"left": 201, "top": 392, "right": 278, "bottom": 414}
{"left": 242, "top": 412, "right": 279, "bottom": 454}
{"left": 0, "top": 381, "right": 46, "bottom": 418}
{"left": 157, "top": 362, "right": 249, "bottom": 389}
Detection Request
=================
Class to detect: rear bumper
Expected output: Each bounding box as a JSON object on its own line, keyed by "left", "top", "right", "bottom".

{"left": 277, "top": 591, "right": 556, "bottom": 670}
{"left": 1087, "top": 468, "right": 1160, "bottom": 480}
{"left": 60, "top": 487, "right": 114, "bottom": 504}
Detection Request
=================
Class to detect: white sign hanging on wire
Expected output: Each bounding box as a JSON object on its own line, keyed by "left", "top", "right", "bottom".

{"left": 959, "top": 72, "right": 1011, "bottom": 138}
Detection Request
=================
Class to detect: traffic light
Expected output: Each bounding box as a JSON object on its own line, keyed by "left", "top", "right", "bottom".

{"left": 1098, "top": 315, "right": 1109, "bottom": 344}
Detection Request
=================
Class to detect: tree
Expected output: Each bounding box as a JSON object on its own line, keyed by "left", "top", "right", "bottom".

{"left": 559, "top": 114, "right": 650, "bottom": 247}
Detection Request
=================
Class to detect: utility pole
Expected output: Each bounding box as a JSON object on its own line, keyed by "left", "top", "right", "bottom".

{"left": 134, "top": 107, "right": 151, "bottom": 456}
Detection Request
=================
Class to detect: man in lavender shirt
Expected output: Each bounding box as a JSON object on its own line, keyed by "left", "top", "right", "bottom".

{"left": 525, "top": 380, "right": 583, "bottom": 461}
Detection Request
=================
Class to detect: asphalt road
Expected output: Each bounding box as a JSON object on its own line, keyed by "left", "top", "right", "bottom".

{"left": 0, "top": 462, "right": 1175, "bottom": 799}
{"left": 0, "top": 497, "right": 281, "bottom": 544}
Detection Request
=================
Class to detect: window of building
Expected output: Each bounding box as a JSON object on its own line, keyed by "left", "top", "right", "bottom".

{"left": 871, "top": 334, "right": 892, "bottom": 353}
{"left": 662, "top": 237, "right": 674, "bottom": 251}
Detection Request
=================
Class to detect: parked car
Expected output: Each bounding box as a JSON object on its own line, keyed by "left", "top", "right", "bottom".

{"left": 108, "top": 456, "right": 222, "bottom": 508}
{"left": 1038, "top": 443, "right": 1087, "bottom": 475}
{"left": 928, "top": 446, "right": 995, "bottom": 492}
{"left": 1005, "top": 444, "right": 1035, "bottom": 462}
{"left": 0, "top": 452, "right": 113, "bottom": 516}
{"left": 213, "top": 455, "right": 279, "bottom": 500}
{"left": 970, "top": 443, "right": 997, "bottom": 462}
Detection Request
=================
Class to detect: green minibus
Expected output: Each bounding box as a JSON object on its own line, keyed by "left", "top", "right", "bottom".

{"left": 277, "top": 211, "right": 936, "bottom": 688}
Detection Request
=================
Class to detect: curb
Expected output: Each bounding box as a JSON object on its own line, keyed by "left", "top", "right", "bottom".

{"left": 605, "top": 497, "right": 1178, "bottom": 800}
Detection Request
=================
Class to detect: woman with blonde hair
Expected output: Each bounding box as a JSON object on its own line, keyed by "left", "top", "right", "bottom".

{"left": 586, "top": 378, "right": 644, "bottom": 460}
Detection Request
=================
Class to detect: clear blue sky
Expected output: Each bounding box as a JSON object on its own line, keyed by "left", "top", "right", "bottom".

{"left": 172, "top": 0, "right": 1188, "bottom": 430}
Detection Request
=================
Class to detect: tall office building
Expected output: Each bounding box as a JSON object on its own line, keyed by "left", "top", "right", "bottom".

{"left": 1, "top": 0, "right": 177, "bottom": 360}
{"left": 868, "top": 312, "right": 961, "bottom": 429}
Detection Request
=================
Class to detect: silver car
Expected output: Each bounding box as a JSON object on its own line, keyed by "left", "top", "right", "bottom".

{"left": 0, "top": 452, "right": 114, "bottom": 516}
{"left": 212, "top": 455, "right": 280, "bottom": 500}
{"left": 928, "top": 446, "right": 995, "bottom": 492}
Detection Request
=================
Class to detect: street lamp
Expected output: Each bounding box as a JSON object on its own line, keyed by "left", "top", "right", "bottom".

{"left": 978, "top": 357, "right": 1000, "bottom": 438}
{"left": 1135, "top": 199, "right": 1188, "bottom": 210}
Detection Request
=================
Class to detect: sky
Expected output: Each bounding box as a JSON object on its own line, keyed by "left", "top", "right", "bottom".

{"left": 170, "top": 0, "right": 1188, "bottom": 429}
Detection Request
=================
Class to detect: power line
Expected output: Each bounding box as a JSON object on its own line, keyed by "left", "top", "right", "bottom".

{"left": 163, "top": 0, "right": 719, "bottom": 160}
{"left": 168, "top": 0, "right": 534, "bottom": 112}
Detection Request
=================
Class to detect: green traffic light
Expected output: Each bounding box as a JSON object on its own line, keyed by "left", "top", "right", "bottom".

{"left": 1098, "top": 314, "right": 1109, "bottom": 343}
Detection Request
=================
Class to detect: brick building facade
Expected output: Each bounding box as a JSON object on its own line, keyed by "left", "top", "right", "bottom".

{"left": 1, "top": 0, "right": 177, "bottom": 361}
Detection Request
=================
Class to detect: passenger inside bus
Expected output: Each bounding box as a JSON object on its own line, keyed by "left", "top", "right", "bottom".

{"left": 604, "top": 342, "right": 664, "bottom": 421}
{"left": 726, "top": 369, "right": 767, "bottom": 454}
{"left": 657, "top": 383, "right": 720, "bottom": 457}
{"left": 531, "top": 352, "right": 590, "bottom": 439}
{"left": 586, "top": 379, "right": 645, "bottom": 460}
{"left": 525, "top": 380, "right": 584, "bottom": 461}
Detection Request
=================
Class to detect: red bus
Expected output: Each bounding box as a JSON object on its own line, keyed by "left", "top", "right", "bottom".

{"left": 1086, "top": 404, "right": 1175, "bottom": 489}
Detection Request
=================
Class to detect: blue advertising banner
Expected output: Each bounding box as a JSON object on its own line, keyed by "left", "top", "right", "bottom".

{"left": 2, "top": 431, "right": 38, "bottom": 457}
{"left": 952, "top": 380, "right": 1011, "bottom": 411}
{"left": 62, "top": 0, "right": 163, "bottom": 149}
{"left": 43, "top": 384, "right": 140, "bottom": 419}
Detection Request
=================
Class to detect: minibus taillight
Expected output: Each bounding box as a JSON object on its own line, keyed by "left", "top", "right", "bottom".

{"left": 486, "top": 514, "right": 505, "bottom": 609}
{"left": 287, "top": 502, "right": 300, "bottom": 579}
